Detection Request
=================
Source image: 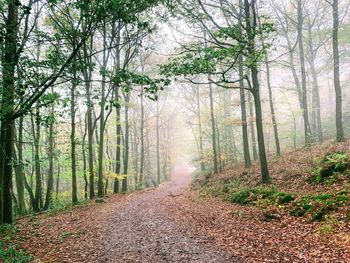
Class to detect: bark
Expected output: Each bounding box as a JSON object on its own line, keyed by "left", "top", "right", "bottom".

{"left": 331, "top": 0, "right": 343, "bottom": 142}
{"left": 216, "top": 121, "right": 222, "bottom": 173}
{"left": 139, "top": 89, "right": 145, "bottom": 183}
{"left": 306, "top": 20, "right": 323, "bottom": 142}
{"left": 43, "top": 102, "right": 55, "bottom": 210}
{"left": 208, "top": 82, "right": 219, "bottom": 174}
{"left": 114, "top": 90, "right": 122, "bottom": 193}
{"left": 33, "top": 107, "right": 43, "bottom": 212}
{"left": 0, "top": 0, "right": 19, "bottom": 224}
{"left": 98, "top": 22, "right": 112, "bottom": 197}
{"left": 83, "top": 39, "right": 95, "bottom": 199}
{"left": 265, "top": 62, "right": 281, "bottom": 156}
{"left": 113, "top": 24, "right": 122, "bottom": 193}
{"left": 297, "top": 0, "right": 312, "bottom": 146}
{"left": 14, "top": 116, "right": 26, "bottom": 215}
{"left": 248, "top": 92, "right": 258, "bottom": 160}
{"left": 195, "top": 86, "right": 205, "bottom": 171}
{"left": 71, "top": 80, "right": 78, "bottom": 204}
{"left": 122, "top": 93, "right": 130, "bottom": 192}
{"left": 156, "top": 101, "right": 161, "bottom": 185}
{"left": 244, "top": 0, "right": 270, "bottom": 183}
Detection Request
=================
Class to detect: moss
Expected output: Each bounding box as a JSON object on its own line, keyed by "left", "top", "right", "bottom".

{"left": 227, "top": 187, "right": 295, "bottom": 207}
{"left": 277, "top": 193, "right": 295, "bottom": 204}
{"left": 229, "top": 190, "right": 251, "bottom": 205}
{"left": 312, "top": 152, "right": 350, "bottom": 183}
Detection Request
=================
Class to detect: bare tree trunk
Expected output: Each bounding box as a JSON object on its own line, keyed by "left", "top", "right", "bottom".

{"left": 44, "top": 100, "right": 55, "bottom": 210}
{"left": 331, "top": 0, "right": 344, "bottom": 141}
{"left": 297, "top": 0, "right": 312, "bottom": 146}
{"left": 208, "top": 82, "right": 219, "bottom": 174}
{"left": 156, "top": 101, "right": 161, "bottom": 185}
{"left": 248, "top": 92, "right": 258, "bottom": 160}
{"left": 83, "top": 38, "right": 95, "bottom": 199}
{"left": 14, "top": 116, "right": 26, "bottom": 215}
{"left": 266, "top": 62, "right": 281, "bottom": 156}
{"left": 122, "top": 93, "right": 130, "bottom": 192}
{"left": 306, "top": 20, "right": 323, "bottom": 143}
{"left": 114, "top": 89, "right": 122, "bottom": 193}
{"left": 33, "top": 106, "right": 43, "bottom": 211}
{"left": 0, "top": 0, "right": 19, "bottom": 223}
{"left": 195, "top": 86, "right": 205, "bottom": 171}
{"left": 244, "top": 0, "right": 269, "bottom": 183}
{"left": 238, "top": 4, "right": 252, "bottom": 167}
{"left": 216, "top": 121, "right": 222, "bottom": 173}
{"left": 139, "top": 90, "right": 145, "bottom": 184}
{"left": 71, "top": 80, "right": 78, "bottom": 204}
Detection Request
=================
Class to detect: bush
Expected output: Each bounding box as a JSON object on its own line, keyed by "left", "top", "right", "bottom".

{"left": 291, "top": 192, "right": 349, "bottom": 221}
{"left": 228, "top": 188, "right": 295, "bottom": 206}
{"left": 312, "top": 152, "right": 350, "bottom": 183}
{"left": 0, "top": 225, "right": 33, "bottom": 263}
{"left": 0, "top": 242, "right": 33, "bottom": 263}
{"left": 229, "top": 190, "right": 251, "bottom": 205}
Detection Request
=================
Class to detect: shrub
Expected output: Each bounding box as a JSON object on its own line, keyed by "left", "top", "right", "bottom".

{"left": 228, "top": 188, "right": 295, "bottom": 206}
{"left": 312, "top": 152, "right": 350, "bottom": 183}
{"left": 229, "top": 190, "right": 251, "bottom": 205}
{"left": 0, "top": 242, "right": 33, "bottom": 263}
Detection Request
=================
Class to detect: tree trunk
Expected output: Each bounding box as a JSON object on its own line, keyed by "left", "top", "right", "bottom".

{"left": 122, "top": 93, "right": 130, "bottom": 192}
{"left": 98, "top": 23, "right": 110, "bottom": 197}
{"left": 265, "top": 62, "right": 281, "bottom": 156}
{"left": 244, "top": 0, "right": 270, "bottom": 183}
{"left": 208, "top": 82, "right": 219, "bottom": 174}
{"left": 297, "top": 0, "right": 312, "bottom": 146}
{"left": 84, "top": 39, "right": 95, "bottom": 199}
{"left": 14, "top": 116, "right": 26, "bottom": 215}
{"left": 114, "top": 89, "right": 122, "bottom": 193}
{"left": 306, "top": 20, "right": 323, "bottom": 143}
{"left": 0, "top": 0, "right": 19, "bottom": 224}
{"left": 113, "top": 25, "right": 122, "bottom": 193}
{"left": 33, "top": 107, "right": 43, "bottom": 212}
{"left": 248, "top": 92, "right": 258, "bottom": 160}
{"left": 71, "top": 80, "right": 78, "bottom": 204}
{"left": 139, "top": 89, "right": 145, "bottom": 184}
{"left": 238, "top": 3, "right": 252, "bottom": 167}
{"left": 43, "top": 101, "right": 55, "bottom": 210}
{"left": 216, "top": 121, "right": 222, "bottom": 173}
{"left": 332, "top": 0, "right": 343, "bottom": 142}
{"left": 195, "top": 86, "right": 205, "bottom": 171}
{"left": 156, "top": 101, "right": 161, "bottom": 185}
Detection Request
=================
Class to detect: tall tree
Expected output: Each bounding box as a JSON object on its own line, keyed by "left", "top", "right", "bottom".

{"left": 328, "top": 0, "right": 344, "bottom": 141}
{"left": 297, "top": 0, "right": 312, "bottom": 146}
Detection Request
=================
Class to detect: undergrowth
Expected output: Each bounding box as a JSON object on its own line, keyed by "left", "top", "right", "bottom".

{"left": 199, "top": 177, "right": 350, "bottom": 221}
{"left": 311, "top": 151, "right": 350, "bottom": 183}
{"left": 0, "top": 225, "right": 33, "bottom": 263}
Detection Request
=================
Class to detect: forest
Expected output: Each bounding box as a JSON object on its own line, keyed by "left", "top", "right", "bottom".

{"left": 0, "top": 0, "right": 350, "bottom": 262}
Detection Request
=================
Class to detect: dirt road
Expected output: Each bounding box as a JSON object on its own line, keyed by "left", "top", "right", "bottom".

{"left": 101, "top": 166, "right": 234, "bottom": 262}
{"left": 17, "top": 166, "right": 349, "bottom": 262}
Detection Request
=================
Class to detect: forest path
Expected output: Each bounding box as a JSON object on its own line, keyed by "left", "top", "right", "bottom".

{"left": 101, "top": 166, "right": 234, "bottom": 262}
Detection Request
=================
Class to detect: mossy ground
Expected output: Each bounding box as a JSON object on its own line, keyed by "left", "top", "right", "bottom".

{"left": 194, "top": 140, "right": 350, "bottom": 223}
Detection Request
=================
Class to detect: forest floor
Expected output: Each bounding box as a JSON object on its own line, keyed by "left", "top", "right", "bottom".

{"left": 4, "top": 142, "right": 350, "bottom": 262}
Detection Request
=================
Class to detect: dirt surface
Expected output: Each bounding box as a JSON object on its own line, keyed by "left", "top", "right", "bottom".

{"left": 101, "top": 166, "right": 234, "bottom": 262}
{"left": 14, "top": 165, "right": 350, "bottom": 262}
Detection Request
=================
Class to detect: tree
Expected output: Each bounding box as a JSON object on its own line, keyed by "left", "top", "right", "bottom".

{"left": 161, "top": 0, "right": 272, "bottom": 183}
{"left": 327, "top": 0, "right": 344, "bottom": 141}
